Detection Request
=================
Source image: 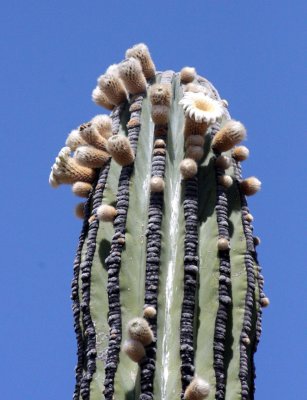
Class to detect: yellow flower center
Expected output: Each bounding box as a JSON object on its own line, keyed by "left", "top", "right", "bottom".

{"left": 194, "top": 99, "right": 215, "bottom": 112}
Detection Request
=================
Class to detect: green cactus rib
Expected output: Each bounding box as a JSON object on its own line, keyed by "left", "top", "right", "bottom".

{"left": 79, "top": 162, "right": 112, "bottom": 399}
{"left": 103, "top": 93, "right": 147, "bottom": 400}
{"left": 139, "top": 70, "right": 175, "bottom": 400}
{"left": 211, "top": 122, "right": 233, "bottom": 400}
{"left": 71, "top": 193, "right": 92, "bottom": 400}
{"left": 47, "top": 51, "right": 267, "bottom": 399}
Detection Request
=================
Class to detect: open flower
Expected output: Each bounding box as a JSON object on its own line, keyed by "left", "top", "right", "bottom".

{"left": 179, "top": 91, "right": 224, "bottom": 124}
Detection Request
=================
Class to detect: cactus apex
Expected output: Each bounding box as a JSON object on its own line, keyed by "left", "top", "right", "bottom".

{"left": 180, "top": 66, "right": 197, "bottom": 84}
{"left": 232, "top": 145, "right": 250, "bottom": 161}
{"left": 127, "top": 317, "right": 154, "bottom": 346}
{"left": 184, "top": 377, "right": 210, "bottom": 400}
{"left": 97, "top": 204, "right": 117, "bottom": 222}
{"left": 122, "top": 339, "right": 146, "bottom": 363}
{"left": 150, "top": 176, "right": 165, "bottom": 192}
{"left": 240, "top": 176, "right": 261, "bottom": 196}
{"left": 212, "top": 120, "right": 246, "bottom": 152}
{"left": 72, "top": 182, "right": 92, "bottom": 198}
{"left": 107, "top": 135, "right": 135, "bottom": 166}
{"left": 180, "top": 158, "right": 198, "bottom": 179}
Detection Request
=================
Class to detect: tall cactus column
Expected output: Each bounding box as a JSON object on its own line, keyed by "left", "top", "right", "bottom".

{"left": 49, "top": 43, "right": 268, "bottom": 400}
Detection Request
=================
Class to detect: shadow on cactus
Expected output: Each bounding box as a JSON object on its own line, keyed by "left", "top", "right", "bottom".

{"left": 49, "top": 43, "right": 268, "bottom": 400}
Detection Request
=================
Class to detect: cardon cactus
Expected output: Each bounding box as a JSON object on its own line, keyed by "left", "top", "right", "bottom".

{"left": 49, "top": 43, "right": 268, "bottom": 400}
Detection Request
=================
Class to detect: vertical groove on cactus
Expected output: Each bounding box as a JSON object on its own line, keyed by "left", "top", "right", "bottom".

{"left": 71, "top": 193, "right": 92, "bottom": 400}
{"left": 104, "top": 94, "right": 145, "bottom": 400}
{"left": 79, "top": 161, "right": 111, "bottom": 399}
{"left": 140, "top": 71, "right": 174, "bottom": 400}
{"left": 180, "top": 175, "right": 199, "bottom": 397}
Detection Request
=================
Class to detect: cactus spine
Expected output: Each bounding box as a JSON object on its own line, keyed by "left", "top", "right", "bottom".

{"left": 49, "top": 43, "right": 267, "bottom": 400}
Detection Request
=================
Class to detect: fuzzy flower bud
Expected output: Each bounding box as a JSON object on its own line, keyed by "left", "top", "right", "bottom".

{"left": 74, "top": 145, "right": 110, "bottom": 169}
{"left": 91, "top": 114, "right": 112, "bottom": 139}
{"left": 180, "top": 67, "right": 196, "bottom": 84}
{"left": 72, "top": 182, "right": 92, "bottom": 198}
{"left": 180, "top": 158, "right": 198, "bottom": 179}
{"left": 122, "top": 339, "right": 146, "bottom": 363}
{"left": 232, "top": 145, "right": 249, "bottom": 161}
{"left": 126, "top": 43, "right": 156, "bottom": 79}
{"left": 184, "top": 377, "right": 210, "bottom": 400}
{"left": 98, "top": 68, "right": 127, "bottom": 106}
{"left": 150, "top": 176, "right": 165, "bottom": 192}
{"left": 127, "top": 317, "right": 154, "bottom": 346}
{"left": 96, "top": 204, "right": 117, "bottom": 222}
{"left": 240, "top": 177, "right": 261, "bottom": 196}
{"left": 118, "top": 58, "right": 147, "bottom": 94}
{"left": 211, "top": 120, "right": 246, "bottom": 152}
{"left": 91, "top": 86, "right": 114, "bottom": 110}
{"left": 65, "top": 129, "right": 87, "bottom": 151}
{"left": 79, "top": 125, "right": 108, "bottom": 151}
{"left": 107, "top": 135, "right": 135, "bottom": 166}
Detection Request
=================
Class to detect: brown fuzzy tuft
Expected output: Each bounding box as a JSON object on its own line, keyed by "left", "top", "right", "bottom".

{"left": 72, "top": 182, "right": 92, "bottom": 198}
{"left": 150, "top": 176, "right": 165, "bottom": 192}
{"left": 180, "top": 158, "right": 198, "bottom": 179}
{"left": 51, "top": 147, "right": 96, "bottom": 185}
{"left": 65, "top": 129, "right": 87, "bottom": 151}
{"left": 91, "top": 86, "right": 114, "bottom": 110}
{"left": 260, "top": 297, "right": 270, "bottom": 307}
{"left": 245, "top": 213, "right": 254, "bottom": 222}
{"left": 118, "top": 58, "right": 147, "bottom": 94}
{"left": 143, "top": 306, "right": 157, "bottom": 319}
{"left": 184, "top": 117, "right": 208, "bottom": 138}
{"left": 122, "top": 339, "right": 146, "bottom": 363}
{"left": 96, "top": 204, "right": 117, "bottom": 222}
{"left": 79, "top": 125, "right": 108, "bottom": 151}
{"left": 185, "top": 135, "right": 205, "bottom": 148}
{"left": 98, "top": 70, "right": 127, "bottom": 106}
{"left": 149, "top": 83, "right": 172, "bottom": 106}
{"left": 75, "top": 202, "right": 85, "bottom": 219}
{"left": 180, "top": 66, "right": 196, "bottom": 84}
{"left": 125, "top": 43, "right": 156, "bottom": 79}
{"left": 253, "top": 236, "right": 261, "bottom": 246}
{"left": 107, "top": 135, "right": 135, "bottom": 166}
{"left": 212, "top": 120, "right": 246, "bottom": 152}
{"left": 215, "top": 155, "right": 231, "bottom": 170}
{"left": 218, "top": 175, "right": 233, "bottom": 188}
{"left": 154, "top": 139, "right": 166, "bottom": 148}
{"left": 151, "top": 105, "right": 169, "bottom": 125}
{"left": 217, "top": 237, "right": 230, "bottom": 251}
{"left": 74, "top": 145, "right": 110, "bottom": 168}
{"left": 232, "top": 145, "right": 249, "bottom": 161}
{"left": 185, "top": 145, "right": 204, "bottom": 161}
{"left": 127, "top": 317, "right": 154, "bottom": 346}
{"left": 240, "top": 176, "right": 261, "bottom": 196}
{"left": 91, "top": 115, "right": 112, "bottom": 139}
{"left": 184, "top": 377, "right": 210, "bottom": 400}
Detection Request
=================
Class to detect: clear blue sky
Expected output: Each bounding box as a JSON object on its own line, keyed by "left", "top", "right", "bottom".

{"left": 1, "top": 1, "right": 306, "bottom": 399}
